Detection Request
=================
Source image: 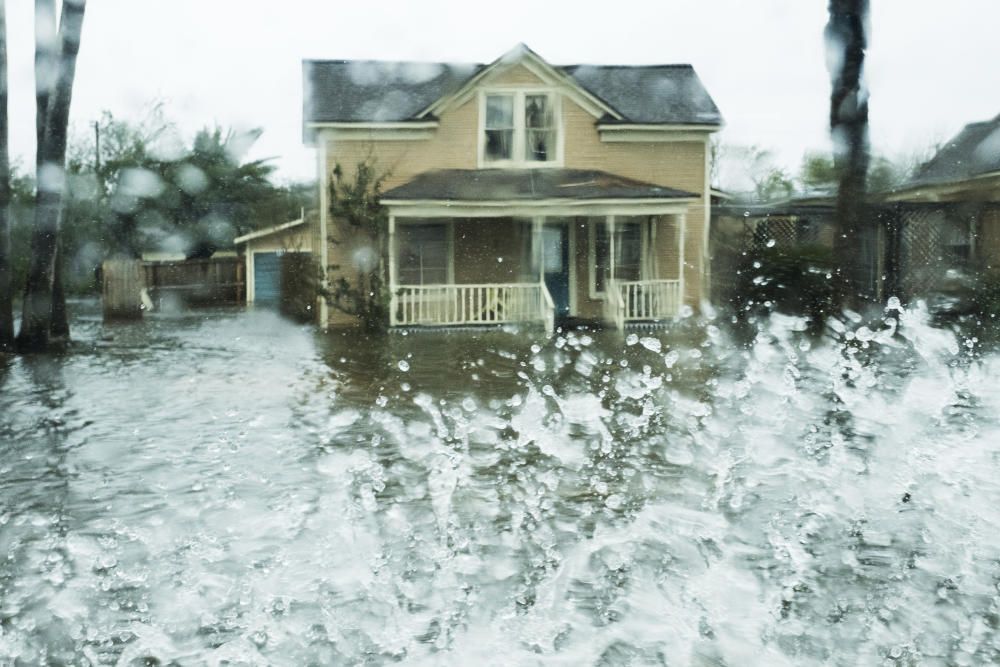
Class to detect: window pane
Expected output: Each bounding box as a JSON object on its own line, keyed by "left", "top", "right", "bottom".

{"left": 525, "top": 95, "right": 554, "bottom": 162}
{"left": 541, "top": 226, "right": 564, "bottom": 273}
{"left": 614, "top": 222, "right": 642, "bottom": 281}
{"left": 486, "top": 95, "right": 514, "bottom": 128}
{"left": 526, "top": 129, "right": 554, "bottom": 162}
{"left": 398, "top": 223, "right": 448, "bottom": 285}
{"left": 485, "top": 129, "right": 513, "bottom": 160}
{"left": 525, "top": 95, "right": 551, "bottom": 129}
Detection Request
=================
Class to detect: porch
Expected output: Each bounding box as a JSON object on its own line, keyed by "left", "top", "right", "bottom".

{"left": 382, "top": 168, "right": 697, "bottom": 331}
{"left": 386, "top": 213, "right": 688, "bottom": 331}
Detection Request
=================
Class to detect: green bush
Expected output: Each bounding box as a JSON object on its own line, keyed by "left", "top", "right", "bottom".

{"left": 930, "top": 269, "right": 1000, "bottom": 344}
{"left": 731, "top": 244, "right": 837, "bottom": 327}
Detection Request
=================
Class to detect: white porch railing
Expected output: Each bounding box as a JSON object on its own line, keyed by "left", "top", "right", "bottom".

{"left": 392, "top": 283, "right": 554, "bottom": 332}
{"left": 604, "top": 279, "right": 682, "bottom": 327}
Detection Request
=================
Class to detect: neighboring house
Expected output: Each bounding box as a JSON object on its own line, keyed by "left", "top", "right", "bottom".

{"left": 884, "top": 113, "right": 1000, "bottom": 295}
{"left": 713, "top": 109, "right": 1000, "bottom": 303}
{"left": 303, "top": 44, "right": 722, "bottom": 330}
{"left": 710, "top": 191, "right": 840, "bottom": 301}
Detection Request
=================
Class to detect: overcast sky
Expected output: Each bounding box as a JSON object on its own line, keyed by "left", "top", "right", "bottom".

{"left": 6, "top": 1, "right": 1000, "bottom": 187}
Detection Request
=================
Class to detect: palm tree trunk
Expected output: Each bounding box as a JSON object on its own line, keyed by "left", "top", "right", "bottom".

{"left": 0, "top": 0, "right": 12, "bottom": 352}
{"left": 17, "top": 0, "right": 85, "bottom": 351}
{"left": 826, "top": 0, "right": 871, "bottom": 306}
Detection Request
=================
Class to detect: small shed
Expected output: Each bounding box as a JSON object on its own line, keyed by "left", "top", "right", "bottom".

{"left": 234, "top": 218, "right": 314, "bottom": 306}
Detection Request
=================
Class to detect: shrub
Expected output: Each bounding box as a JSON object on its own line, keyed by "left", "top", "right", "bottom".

{"left": 731, "top": 244, "right": 837, "bottom": 328}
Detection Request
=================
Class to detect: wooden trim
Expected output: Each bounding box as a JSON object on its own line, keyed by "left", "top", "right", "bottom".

{"left": 306, "top": 121, "right": 439, "bottom": 130}
{"left": 678, "top": 212, "right": 686, "bottom": 308}
{"left": 568, "top": 221, "right": 578, "bottom": 316}
{"left": 315, "top": 126, "right": 437, "bottom": 143}
{"left": 234, "top": 218, "right": 306, "bottom": 245}
{"left": 597, "top": 123, "right": 721, "bottom": 132}
{"left": 382, "top": 199, "right": 696, "bottom": 218}
{"left": 598, "top": 125, "right": 719, "bottom": 143}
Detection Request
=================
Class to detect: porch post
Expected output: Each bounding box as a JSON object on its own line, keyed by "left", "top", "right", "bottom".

{"left": 388, "top": 214, "right": 397, "bottom": 327}
{"left": 677, "top": 212, "right": 686, "bottom": 312}
{"left": 646, "top": 217, "right": 658, "bottom": 280}
{"left": 533, "top": 217, "right": 543, "bottom": 282}
{"left": 608, "top": 215, "right": 616, "bottom": 283}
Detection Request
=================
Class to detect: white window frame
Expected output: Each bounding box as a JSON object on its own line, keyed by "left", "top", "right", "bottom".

{"left": 477, "top": 88, "right": 564, "bottom": 169}
{"left": 395, "top": 220, "right": 455, "bottom": 286}
{"left": 588, "top": 216, "right": 648, "bottom": 299}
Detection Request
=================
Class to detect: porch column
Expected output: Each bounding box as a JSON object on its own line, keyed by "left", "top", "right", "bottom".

{"left": 677, "top": 212, "right": 686, "bottom": 310}
{"left": 533, "top": 217, "right": 543, "bottom": 282}
{"left": 645, "top": 217, "right": 658, "bottom": 280}
{"left": 607, "top": 215, "right": 616, "bottom": 283}
{"left": 388, "top": 214, "right": 397, "bottom": 326}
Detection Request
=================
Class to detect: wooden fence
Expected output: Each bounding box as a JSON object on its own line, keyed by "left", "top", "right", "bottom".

{"left": 143, "top": 257, "right": 244, "bottom": 308}
{"left": 102, "top": 259, "right": 145, "bottom": 320}
{"left": 102, "top": 257, "right": 246, "bottom": 318}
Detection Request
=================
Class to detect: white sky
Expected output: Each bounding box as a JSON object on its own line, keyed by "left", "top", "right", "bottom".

{"left": 5, "top": 0, "right": 1000, "bottom": 186}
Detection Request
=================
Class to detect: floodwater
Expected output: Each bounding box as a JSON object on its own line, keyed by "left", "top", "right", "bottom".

{"left": 2, "top": 302, "right": 1000, "bottom": 665}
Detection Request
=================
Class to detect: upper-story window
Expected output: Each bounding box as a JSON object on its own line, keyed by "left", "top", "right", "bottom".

{"left": 481, "top": 91, "right": 560, "bottom": 167}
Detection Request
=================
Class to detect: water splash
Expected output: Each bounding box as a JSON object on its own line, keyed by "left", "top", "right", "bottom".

{"left": 0, "top": 304, "right": 998, "bottom": 664}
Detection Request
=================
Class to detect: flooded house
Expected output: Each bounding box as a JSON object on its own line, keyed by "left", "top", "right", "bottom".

{"left": 303, "top": 44, "right": 722, "bottom": 330}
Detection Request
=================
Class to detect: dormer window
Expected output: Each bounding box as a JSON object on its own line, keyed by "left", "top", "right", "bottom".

{"left": 485, "top": 95, "right": 515, "bottom": 161}
{"left": 480, "top": 91, "right": 560, "bottom": 167}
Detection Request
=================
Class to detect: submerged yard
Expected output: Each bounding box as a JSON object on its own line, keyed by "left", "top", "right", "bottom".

{"left": 2, "top": 303, "right": 1000, "bottom": 665}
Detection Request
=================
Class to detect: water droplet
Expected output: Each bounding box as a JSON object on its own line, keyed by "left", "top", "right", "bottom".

{"left": 397, "top": 360, "right": 410, "bottom": 372}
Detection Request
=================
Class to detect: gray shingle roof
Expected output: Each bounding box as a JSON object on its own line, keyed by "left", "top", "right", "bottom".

{"left": 381, "top": 169, "right": 697, "bottom": 202}
{"left": 303, "top": 61, "right": 483, "bottom": 123}
{"left": 908, "top": 114, "right": 1000, "bottom": 187}
{"left": 561, "top": 65, "right": 722, "bottom": 125}
{"left": 303, "top": 57, "right": 722, "bottom": 127}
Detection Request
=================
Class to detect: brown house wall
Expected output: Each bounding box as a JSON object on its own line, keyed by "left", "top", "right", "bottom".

{"left": 453, "top": 219, "right": 527, "bottom": 283}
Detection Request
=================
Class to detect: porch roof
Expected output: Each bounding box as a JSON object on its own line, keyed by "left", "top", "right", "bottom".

{"left": 381, "top": 168, "right": 697, "bottom": 203}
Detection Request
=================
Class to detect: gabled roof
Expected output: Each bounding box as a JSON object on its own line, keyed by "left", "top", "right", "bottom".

{"left": 907, "top": 113, "right": 1000, "bottom": 188}
{"left": 303, "top": 45, "right": 722, "bottom": 129}
{"left": 381, "top": 168, "right": 697, "bottom": 202}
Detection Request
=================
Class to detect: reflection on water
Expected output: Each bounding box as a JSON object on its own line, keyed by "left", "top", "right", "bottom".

{"left": 1, "top": 302, "right": 999, "bottom": 665}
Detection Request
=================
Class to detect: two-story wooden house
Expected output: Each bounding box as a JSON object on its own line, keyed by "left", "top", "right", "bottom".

{"left": 303, "top": 44, "right": 722, "bottom": 330}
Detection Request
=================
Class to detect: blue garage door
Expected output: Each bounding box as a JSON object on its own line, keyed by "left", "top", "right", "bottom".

{"left": 254, "top": 252, "right": 281, "bottom": 306}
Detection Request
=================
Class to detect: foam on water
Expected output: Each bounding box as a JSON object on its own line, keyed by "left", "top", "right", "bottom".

{"left": 1, "top": 304, "right": 999, "bottom": 664}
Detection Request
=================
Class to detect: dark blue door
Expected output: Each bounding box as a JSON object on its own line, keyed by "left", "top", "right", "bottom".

{"left": 541, "top": 225, "right": 570, "bottom": 318}
{"left": 254, "top": 252, "right": 281, "bottom": 306}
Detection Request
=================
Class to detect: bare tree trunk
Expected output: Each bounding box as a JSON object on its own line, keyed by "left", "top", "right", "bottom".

{"left": 0, "top": 0, "right": 12, "bottom": 352}
{"left": 17, "top": 0, "right": 85, "bottom": 352}
{"left": 826, "top": 0, "right": 871, "bottom": 306}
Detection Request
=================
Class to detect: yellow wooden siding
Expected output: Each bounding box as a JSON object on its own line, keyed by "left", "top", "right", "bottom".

{"left": 325, "top": 96, "right": 479, "bottom": 191}
{"left": 481, "top": 64, "right": 546, "bottom": 86}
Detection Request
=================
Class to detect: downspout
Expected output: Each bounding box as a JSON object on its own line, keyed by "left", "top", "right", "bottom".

{"left": 317, "top": 134, "right": 329, "bottom": 328}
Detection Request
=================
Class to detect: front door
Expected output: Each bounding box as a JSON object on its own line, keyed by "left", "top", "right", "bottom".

{"left": 541, "top": 224, "right": 570, "bottom": 318}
